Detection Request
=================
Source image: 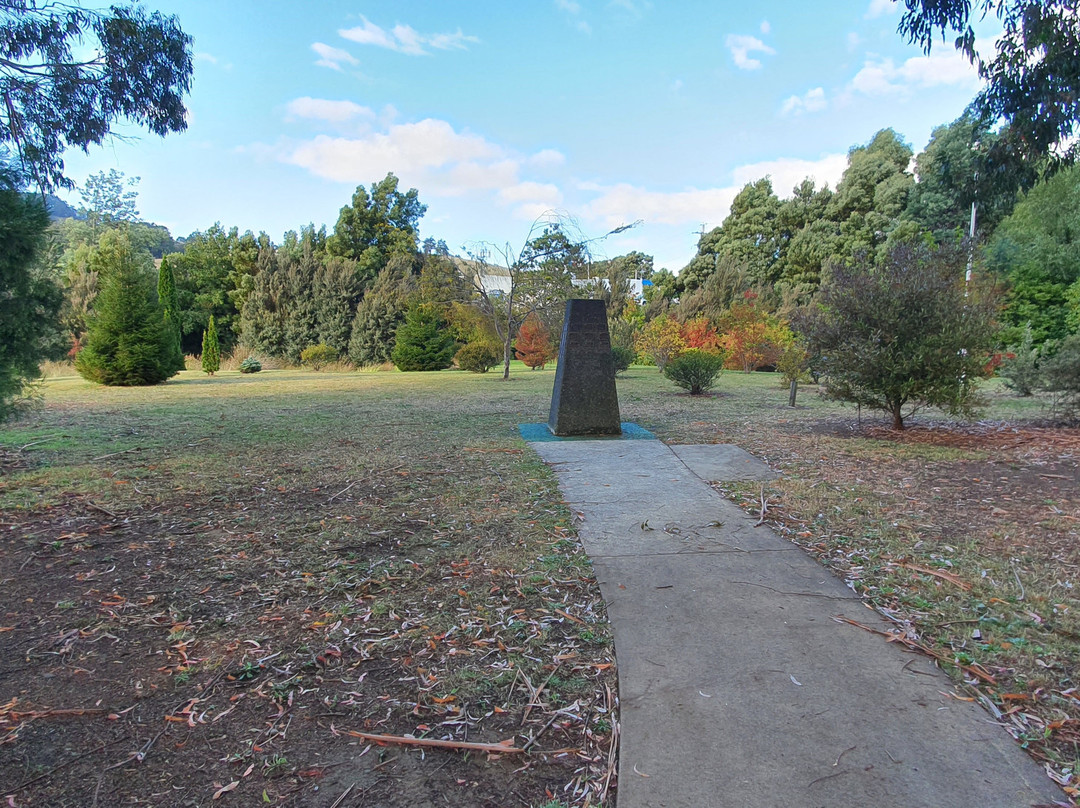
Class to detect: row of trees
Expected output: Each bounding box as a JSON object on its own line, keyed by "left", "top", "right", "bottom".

{"left": 3, "top": 0, "right": 1080, "bottom": 428}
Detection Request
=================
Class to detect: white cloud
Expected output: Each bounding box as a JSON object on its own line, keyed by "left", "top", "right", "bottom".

{"left": 584, "top": 183, "right": 740, "bottom": 228}
{"left": 498, "top": 181, "right": 564, "bottom": 219}
{"left": 849, "top": 50, "right": 980, "bottom": 96}
{"left": 583, "top": 153, "right": 847, "bottom": 231}
{"left": 311, "top": 42, "right": 359, "bottom": 71}
{"left": 277, "top": 117, "right": 566, "bottom": 213}
{"left": 732, "top": 154, "right": 848, "bottom": 194}
{"left": 528, "top": 148, "right": 567, "bottom": 168}
{"left": 780, "top": 87, "right": 827, "bottom": 116}
{"left": 726, "top": 34, "right": 775, "bottom": 70}
{"left": 285, "top": 97, "right": 374, "bottom": 123}
{"left": 846, "top": 31, "right": 862, "bottom": 51}
{"left": 865, "top": 0, "right": 898, "bottom": 19}
{"left": 556, "top": 0, "right": 581, "bottom": 13}
{"left": 339, "top": 16, "right": 479, "bottom": 55}
{"left": 760, "top": 20, "right": 771, "bottom": 35}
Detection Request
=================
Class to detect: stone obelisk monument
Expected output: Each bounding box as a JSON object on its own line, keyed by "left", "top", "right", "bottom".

{"left": 548, "top": 299, "right": 621, "bottom": 436}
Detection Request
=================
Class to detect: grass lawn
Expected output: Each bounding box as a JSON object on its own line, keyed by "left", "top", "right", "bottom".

{"left": 1, "top": 364, "right": 1078, "bottom": 806}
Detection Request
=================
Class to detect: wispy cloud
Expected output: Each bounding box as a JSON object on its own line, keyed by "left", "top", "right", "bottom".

{"left": 555, "top": 0, "right": 591, "bottom": 34}
{"left": 864, "top": 0, "right": 898, "bottom": 19}
{"left": 311, "top": 42, "right": 359, "bottom": 71}
{"left": 195, "top": 51, "right": 232, "bottom": 70}
{"left": 285, "top": 98, "right": 374, "bottom": 123}
{"left": 780, "top": 87, "right": 827, "bottom": 116}
{"left": 725, "top": 34, "right": 775, "bottom": 70}
{"left": 339, "top": 16, "right": 479, "bottom": 55}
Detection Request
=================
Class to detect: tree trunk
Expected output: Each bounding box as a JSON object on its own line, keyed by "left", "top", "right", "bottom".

{"left": 502, "top": 336, "right": 512, "bottom": 380}
{"left": 788, "top": 379, "right": 798, "bottom": 407}
{"left": 891, "top": 406, "right": 905, "bottom": 430}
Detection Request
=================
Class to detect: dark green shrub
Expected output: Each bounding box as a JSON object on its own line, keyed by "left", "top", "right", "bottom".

{"left": 1039, "top": 333, "right": 1080, "bottom": 419}
{"left": 1, "top": 169, "right": 64, "bottom": 419}
{"left": 999, "top": 325, "right": 1041, "bottom": 396}
{"left": 456, "top": 341, "right": 501, "bottom": 373}
{"left": 663, "top": 349, "right": 724, "bottom": 395}
{"left": 239, "top": 356, "right": 262, "bottom": 374}
{"left": 391, "top": 306, "right": 456, "bottom": 372}
{"left": 75, "top": 231, "right": 178, "bottom": 387}
{"left": 611, "top": 346, "right": 634, "bottom": 375}
{"left": 300, "top": 343, "right": 338, "bottom": 370}
{"left": 201, "top": 315, "right": 221, "bottom": 375}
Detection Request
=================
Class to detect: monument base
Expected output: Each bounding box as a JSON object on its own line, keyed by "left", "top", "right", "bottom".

{"left": 547, "top": 299, "right": 621, "bottom": 436}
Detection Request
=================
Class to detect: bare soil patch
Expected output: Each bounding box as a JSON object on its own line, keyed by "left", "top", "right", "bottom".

{"left": 0, "top": 371, "right": 617, "bottom": 808}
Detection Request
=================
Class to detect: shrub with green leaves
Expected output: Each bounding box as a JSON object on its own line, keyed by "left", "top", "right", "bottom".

{"left": 300, "top": 343, "right": 338, "bottom": 371}
{"left": 391, "top": 305, "right": 456, "bottom": 372}
{"left": 663, "top": 349, "right": 724, "bottom": 395}
{"left": 611, "top": 346, "right": 634, "bottom": 375}
{"left": 239, "top": 356, "right": 262, "bottom": 374}
{"left": 455, "top": 341, "right": 501, "bottom": 373}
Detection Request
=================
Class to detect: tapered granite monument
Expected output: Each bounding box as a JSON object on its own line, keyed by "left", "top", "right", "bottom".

{"left": 548, "top": 299, "right": 622, "bottom": 436}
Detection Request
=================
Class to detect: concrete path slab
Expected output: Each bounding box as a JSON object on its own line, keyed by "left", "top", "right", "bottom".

{"left": 528, "top": 439, "right": 1062, "bottom": 808}
{"left": 669, "top": 443, "right": 778, "bottom": 482}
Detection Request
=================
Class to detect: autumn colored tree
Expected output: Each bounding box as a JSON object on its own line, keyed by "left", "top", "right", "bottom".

{"left": 679, "top": 316, "right": 722, "bottom": 352}
{"left": 717, "top": 293, "right": 791, "bottom": 372}
{"left": 514, "top": 313, "right": 554, "bottom": 369}
{"left": 634, "top": 315, "right": 686, "bottom": 371}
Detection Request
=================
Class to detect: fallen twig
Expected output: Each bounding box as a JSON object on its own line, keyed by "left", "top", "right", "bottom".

{"left": 343, "top": 729, "right": 523, "bottom": 754}
{"left": 9, "top": 738, "right": 127, "bottom": 793}
{"left": 91, "top": 447, "right": 144, "bottom": 461}
{"left": 834, "top": 616, "right": 996, "bottom": 685}
{"left": 85, "top": 500, "right": 118, "bottom": 519}
{"left": 19, "top": 435, "right": 66, "bottom": 452}
{"left": 755, "top": 484, "right": 768, "bottom": 527}
{"left": 892, "top": 563, "right": 971, "bottom": 591}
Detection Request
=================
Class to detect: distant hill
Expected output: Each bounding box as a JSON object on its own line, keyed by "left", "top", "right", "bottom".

{"left": 42, "top": 194, "right": 81, "bottom": 220}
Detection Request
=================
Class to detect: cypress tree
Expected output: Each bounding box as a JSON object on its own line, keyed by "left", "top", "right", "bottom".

{"left": 75, "top": 231, "right": 178, "bottom": 386}
{"left": 157, "top": 255, "right": 185, "bottom": 372}
{"left": 201, "top": 315, "right": 221, "bottom": 375}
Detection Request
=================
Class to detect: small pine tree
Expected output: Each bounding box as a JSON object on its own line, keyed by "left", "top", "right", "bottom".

{"left": 75, "top": 231, "right": 178, "bottom": 386}
{"left": 514, "top": 313, "right": 553, "bottom": 369}
{"left": 157, "top": 256, "right": 184, "bottom": 373}
{"left": 201, "top": 315, "right": 221, "bottom": 375}
{"left": 391, "top": 305, "right": 456, "bottom": 371}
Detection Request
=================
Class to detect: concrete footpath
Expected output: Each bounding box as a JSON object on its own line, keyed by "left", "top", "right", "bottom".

{"left": 527, "top": 437, "right": 1063, "bottom": 808}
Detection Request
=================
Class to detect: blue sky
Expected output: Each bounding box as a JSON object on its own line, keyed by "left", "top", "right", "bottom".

{"left": 59, "top": 0, "right": 998, "bottom": 271}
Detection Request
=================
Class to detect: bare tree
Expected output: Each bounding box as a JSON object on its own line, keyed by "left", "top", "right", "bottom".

{"left": 465, "top": 213, "right": 636, "bottom": 380}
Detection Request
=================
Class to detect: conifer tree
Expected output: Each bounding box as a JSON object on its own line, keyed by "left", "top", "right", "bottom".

{"left": 75, "top": 231, "right": 178, "bottom": 386}
{"left": 201, "top": 315, "right": 220, "bottom": 375}
{"left": 349, "top": 259, "right": 413, "bottom": 366}
{"left": 390, "top": 305, "right": 456, "bottom": 371}
{"left": 157, "top": 255, "right": 184, "bottom": 372}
